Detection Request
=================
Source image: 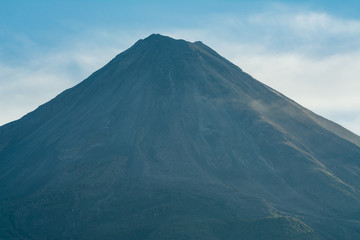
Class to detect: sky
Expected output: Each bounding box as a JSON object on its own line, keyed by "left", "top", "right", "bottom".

{"left": 1, "top": 0, "right": 359, "bottom": 135}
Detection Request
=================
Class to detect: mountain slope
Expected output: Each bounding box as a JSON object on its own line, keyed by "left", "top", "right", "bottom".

{"left": 1, "top": 34, "right": 360, "bottom": 240}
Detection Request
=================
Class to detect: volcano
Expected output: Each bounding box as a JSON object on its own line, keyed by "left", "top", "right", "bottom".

{"left": 1, "top": 34, "right": 360, "bottom": 240}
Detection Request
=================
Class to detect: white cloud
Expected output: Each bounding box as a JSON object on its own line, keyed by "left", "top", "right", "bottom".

{"left": 229, "top": 49, "right": 360, "bottom": 135}
{"left": 248, "top": 8, "right": 360, "bottom": 35}
{"left": 0, "top": 32, "right": 131, "bottom": 126}
{"left": 293, "top": 12, "right": 360, "bottom": 35}
{"left": 0, "top": 63, "right": 72, "bottom": 125}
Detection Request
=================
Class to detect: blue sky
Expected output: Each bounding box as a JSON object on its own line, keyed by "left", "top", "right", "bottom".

{"left": 1, "top": 0, "right": 360, "bottom": 134}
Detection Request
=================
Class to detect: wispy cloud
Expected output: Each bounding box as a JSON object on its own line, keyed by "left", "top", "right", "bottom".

{"left": 0, "top": 31, "right": 134, "bottom": 125}
{"left": 293, "top": 12, "right": 360, "bottom": 35}
{"left": 232, "top": 49, "right": 360, "bottom": 134}
{"left": 249, "top": 11, "right": 360, "bottom": 34}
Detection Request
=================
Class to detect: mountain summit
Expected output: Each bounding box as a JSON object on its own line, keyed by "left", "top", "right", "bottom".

{"left": 1, "top": 34, "right": 360, "bottom": 240}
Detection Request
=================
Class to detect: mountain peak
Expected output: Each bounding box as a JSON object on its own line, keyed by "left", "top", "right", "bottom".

{"left": 143, "top": 33, "right": 175, "bottom": 41}
{"left": 141, "top": 34, "right": 205, "bottom": 49}
{"left": 133, "top": 33, "right": 189, "bottom": 51}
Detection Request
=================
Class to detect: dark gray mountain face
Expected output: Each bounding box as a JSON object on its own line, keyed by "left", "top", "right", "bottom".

{"left": 1, "top": 34, "right": 360, "bottom": 240}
